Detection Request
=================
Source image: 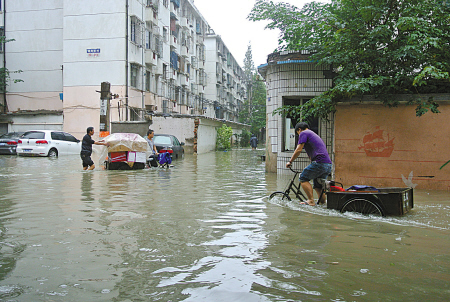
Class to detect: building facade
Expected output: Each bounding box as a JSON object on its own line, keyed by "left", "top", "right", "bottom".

{"left": 204, "top": 33, "right": 246, "bottom": 122}
{"left": 0, "top": 0, "right": 247, "bottom": 148}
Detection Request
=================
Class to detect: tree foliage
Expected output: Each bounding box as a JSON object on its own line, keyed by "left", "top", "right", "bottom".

{"left": 239, "top": 44, "right": 267, "bottom": 134}
{"left": 216, "top": 124, "right": 233, "bottom": 151}
{"left": 0, "top": 37, "right": 23, "bottom": 94}
{"left": 249, "top": 0, "right": 450, "bottom": 118}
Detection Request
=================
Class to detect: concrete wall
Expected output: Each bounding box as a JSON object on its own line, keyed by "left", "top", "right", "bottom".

{"left": 151, "top": 115, "right": 249, "bottom": 154}
{"left": 151, "top": 116, "right": 196, "bottom": 153}
{"left": 111, "top": 121, "right": 151, "bottom": 137}
{"left": 335, "top": 102, "right": 450, "bottom": 191}
{"left": 8, "top": 114, "right": 63, "bottom": 132}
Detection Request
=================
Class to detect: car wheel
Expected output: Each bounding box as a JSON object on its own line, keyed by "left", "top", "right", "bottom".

{"left": 48, "top": 148, "right": 58, "bottom": 157}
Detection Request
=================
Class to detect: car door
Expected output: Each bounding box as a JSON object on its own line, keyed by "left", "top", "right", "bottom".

{"left": 63, "top": 132, "right": 81, "bottom": 154}
{"left": 51, "top": 131, "right": 68, "bottom": 154}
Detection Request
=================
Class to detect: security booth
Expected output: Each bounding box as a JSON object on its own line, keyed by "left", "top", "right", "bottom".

{"left": 258, "top": 50, "right": 335, "bottom": 175}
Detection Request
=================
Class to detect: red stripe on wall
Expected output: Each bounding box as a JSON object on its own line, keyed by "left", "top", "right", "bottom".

{"left": 387, "top": 160, "right": 445, "bottom": 163}
{"left": 358, "top": 175, "right": 450, "bottom": 182}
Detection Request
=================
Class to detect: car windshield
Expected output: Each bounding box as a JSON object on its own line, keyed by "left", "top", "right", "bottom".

{"left": 22, "top": 131, "right": 45, "bottom": 139}
{"left": 154, "top": 136, "right": 172, "bottom": 145}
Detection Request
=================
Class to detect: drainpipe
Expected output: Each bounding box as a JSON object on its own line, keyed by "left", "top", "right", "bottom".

{"left": 141, "top": 2, "right": 145, "bottom": 117}
{"left": 2, "top": 0, "right": 6, "bottom": 113}
{"left": 125, "top": 0, "right": 129, "bottom": 121}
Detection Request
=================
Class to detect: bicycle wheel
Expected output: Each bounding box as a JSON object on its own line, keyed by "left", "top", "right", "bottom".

{"left": 340, "top": 198, "right": 384, "bottom": 216}
{"left": 269, "top": 191, "right": 292, "bottom": 201}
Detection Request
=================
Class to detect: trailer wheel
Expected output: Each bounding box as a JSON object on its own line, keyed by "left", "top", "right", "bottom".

{"left": 269, "top": 191, "right": 291, "bottom": 201}
{"left": 340, "top": 198, "right": 384, "bottom": 216}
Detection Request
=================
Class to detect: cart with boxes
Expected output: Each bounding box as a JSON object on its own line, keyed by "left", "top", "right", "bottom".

{"left": 100, "top": 133, "right": 149, "bottom": 170}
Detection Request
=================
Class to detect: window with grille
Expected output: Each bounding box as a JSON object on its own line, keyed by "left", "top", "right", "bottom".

{"left": 145, "top": 71, "right": 151, "bottom": 91}
{"left": 130, "top": 16, "right": 143, "bottom": 46}
{"left": 131, "top": 64, "right": 139, "bottom": 88}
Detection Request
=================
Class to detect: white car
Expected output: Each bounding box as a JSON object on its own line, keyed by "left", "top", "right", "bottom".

{"left": 16, "top": 130, "right": 81, "bottom": 157}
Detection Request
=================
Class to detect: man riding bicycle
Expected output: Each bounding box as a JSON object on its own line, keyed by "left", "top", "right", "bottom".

{"left": 286, "top": 122, "right": 332, "bottom": 206}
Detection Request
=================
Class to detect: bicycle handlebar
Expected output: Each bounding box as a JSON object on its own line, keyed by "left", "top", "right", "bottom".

{"left": 288, "top": 166, "right": 302, "bottom": 174}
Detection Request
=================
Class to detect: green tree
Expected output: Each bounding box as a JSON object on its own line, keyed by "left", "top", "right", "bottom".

{"left": 239, "top": 43, "right": 266, "bottom": 134}
{"left": 216, "top": 124, "right": 233, "bottom": 151}
{"left": 249, "top": 0, "right": 450, "bottom": 119}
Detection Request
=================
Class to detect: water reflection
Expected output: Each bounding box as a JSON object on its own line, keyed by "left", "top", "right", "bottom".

{"left": 0, "top": 151, "right": 448, "bottom": 301}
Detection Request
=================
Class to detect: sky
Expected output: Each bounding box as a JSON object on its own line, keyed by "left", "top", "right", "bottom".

{"left": 191, "top": 0, "right": 312, "bottom": 68}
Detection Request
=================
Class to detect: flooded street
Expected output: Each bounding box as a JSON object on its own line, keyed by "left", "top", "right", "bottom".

{"left": 0, "top": 150, "right": 449, "bottom": 301}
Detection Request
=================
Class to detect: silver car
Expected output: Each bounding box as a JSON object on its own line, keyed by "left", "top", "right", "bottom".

{"left": 17, "top": 130, "right": 81, "bottom": 157}
{"left": 0, "top": 132, "right": 24, "bottom": 155}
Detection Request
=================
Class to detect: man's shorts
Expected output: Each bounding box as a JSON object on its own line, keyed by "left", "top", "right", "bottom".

{"left": 300, "top": 161, "right": 332, "bottom": 189}
{"left": 81, "top": 152, "right": 94, "bottom": 168}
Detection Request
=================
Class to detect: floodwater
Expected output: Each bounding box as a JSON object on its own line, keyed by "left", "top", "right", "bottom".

{"left": 0, "top": 150, "right": 449, "bottom": 301}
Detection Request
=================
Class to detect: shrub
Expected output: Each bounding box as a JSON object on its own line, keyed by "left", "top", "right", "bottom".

{"left": 216, "top": 124, "right": 233, "bottom": 151}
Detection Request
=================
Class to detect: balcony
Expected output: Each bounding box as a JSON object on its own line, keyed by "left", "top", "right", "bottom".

{"left": 181, "top": 45, "right": 188, "bottom": 57}
{"left": 180, "top": 16, "right": 189, "bottom": 28}
{"left": 145, "top": 51, "right": 157, "bottom": 66}
{"left": 180, "top": 74, "right": 189, "bottom": 86}
{"left": 145, "top": 7, "right": 158, "bottom": 25}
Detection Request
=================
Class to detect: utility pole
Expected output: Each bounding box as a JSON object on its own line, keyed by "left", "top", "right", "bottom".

{"left": 100, "top": 81, "right": 111, "bottom": 138}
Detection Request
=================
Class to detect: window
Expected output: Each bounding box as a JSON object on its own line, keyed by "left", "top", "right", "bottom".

{"left": 22, "top": 131, "right": 45, "bottom": 139}
{"left": 281, "top": 97, "right": 318, "bottom": 152}
{"left": 154, "top": 136, "right": 171, "bottom": 145}
{"left": 0, "top": 27, "right": 4, "bottom": 53}
{"left": 130, "top": 107, "right": 141, "bottom": 121}
{"left": 130, "top": 16, "right": 143, "bottom": 46}
{"left": 145, "top": 71, "right": 151, "bottom": 91}
{"left": 131, "top": 18, "right": 136, "bottom": 43}
{"left": 145, "top": 29, "right": 151, "bottom": 49}
{"left": 163, "top": 0, "right": 168, "bottom": 8}
{"left": 163, "top": 27, "right": 168, "bottom": 42}
{"left": 131, "top": 64, "right": 139, "bottom": 88}
{"left": 51, "top": 132, "right": 65, "bottom": 141}
{"left": 162, "top": 99, "right": 169, "bottom": 113}
{"left": 163, "top": 64, "right": 168, "bottom": 79}
{"left": 64, "top": 133, "right": 79, "bottom": 142}
{"left": 155, "top": 34, "right": 163, "bottom": 56}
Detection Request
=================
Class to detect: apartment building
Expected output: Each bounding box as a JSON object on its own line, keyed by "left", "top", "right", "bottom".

{"left": 0, "top": 0, "right": 246, "bottom": 140}
{"left": 204, "top": 33, "right": 246, "bottom": 122}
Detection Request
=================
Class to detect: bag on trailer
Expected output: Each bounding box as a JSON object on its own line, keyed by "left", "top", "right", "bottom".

{"left": 345, "top": 185, "right": 379, "bottom": 192}
{"left": 158, "top": 152, "right": 172, "bottom": 165}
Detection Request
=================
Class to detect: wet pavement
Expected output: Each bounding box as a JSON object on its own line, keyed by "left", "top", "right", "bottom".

{"left": 0, "top": 150, "right": 449, "bottom": 301}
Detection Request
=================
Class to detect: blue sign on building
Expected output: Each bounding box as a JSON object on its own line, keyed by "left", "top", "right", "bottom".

{"left": 87, "top": 49, "right": 101, "bottom": 54}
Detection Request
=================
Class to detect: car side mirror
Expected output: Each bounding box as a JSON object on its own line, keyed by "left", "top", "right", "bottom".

{"left": 76, "top": 139, "right": 80, "bottom": 143}
{"left": 181, "top": 142, "right": 185, "bottom": 146}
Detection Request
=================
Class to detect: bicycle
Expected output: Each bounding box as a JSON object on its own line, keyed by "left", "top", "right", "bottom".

{"left": 269, "top": 166, "right": 343, "bottom": 205}
{"left": 269, "top": 167, "right": 394, "bottom": 216}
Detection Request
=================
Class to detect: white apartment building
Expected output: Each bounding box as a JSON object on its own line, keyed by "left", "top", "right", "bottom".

{"left": 204, "top": 33, "right": 246, "bottom": 122}
{"left": 0, "top": 0, "right": 246, "bottom": 140}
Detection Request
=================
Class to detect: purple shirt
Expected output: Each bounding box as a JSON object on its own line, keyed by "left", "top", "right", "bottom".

{"left": 298, "top": 130, "right": 332, "bottom": 164}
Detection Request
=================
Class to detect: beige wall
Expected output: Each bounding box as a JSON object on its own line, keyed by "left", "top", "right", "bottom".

{"left": 7, "top": 92, "right": 63, "bottom": 112}
{"left": 335, "top": 103, "right": 450, "bottom": 191}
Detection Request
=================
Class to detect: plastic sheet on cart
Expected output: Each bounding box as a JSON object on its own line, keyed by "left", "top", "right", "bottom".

{"left": 98, "top": 133, "right": 151, "bottom": 166}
